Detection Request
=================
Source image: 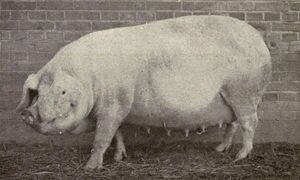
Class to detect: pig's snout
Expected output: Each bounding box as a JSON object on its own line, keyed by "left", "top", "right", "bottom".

{"left": 21, "top": 109, "right": 38, "bottom": 126}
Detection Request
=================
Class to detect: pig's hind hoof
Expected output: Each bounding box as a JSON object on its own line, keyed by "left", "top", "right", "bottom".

{"left": 114, "top": 149, "right": 127, "bottom": 162}
{"left": 216, "top": 142, "right": 232, "bottom": 153}
{"left": 84, "top": 160, "right": 103, "bottom": 170}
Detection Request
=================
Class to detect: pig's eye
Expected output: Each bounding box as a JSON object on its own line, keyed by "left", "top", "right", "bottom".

{"left": 70, "top": 103, "right": 76, "bottom": 108}
{"left": 50, "top": 118, "right": 56, "bottom": 123}
{"left": 62, "top": 91, "right": 66, "bottom": 95}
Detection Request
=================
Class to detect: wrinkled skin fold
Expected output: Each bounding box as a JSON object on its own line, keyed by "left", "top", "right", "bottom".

{"left": 16, "top": 16, "right": 272, "bottom": 170}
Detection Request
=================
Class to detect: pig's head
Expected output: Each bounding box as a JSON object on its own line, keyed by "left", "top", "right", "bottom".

{"left": 16, "top": 70, "right": 93, "bottom": 135}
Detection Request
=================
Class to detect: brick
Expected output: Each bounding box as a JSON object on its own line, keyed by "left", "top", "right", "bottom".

{"left": 56, "top": 22, "right": 91, "bottom": 31}
{"left": 101, "top": 11, "right": 119, "bottom": 21}
{"left": 0, "top": 72, "right": 30, "bottom": 82}
{"left": 229, "top": 13, "right": 245, "bottom": 20}
{"left": 278, "top": 92, "right": 300, "bottom": 102}
{"left": 194, "top": 2, "right": 218, "bottom": 11}
{"left": 267, "top": 82, "right": 300, "bottom": 91}
{"left": 0, "top": 97, "right": 21, "bottom": 110}
{"left": 247, "top": 13, "right": 263, "bottom": 21}
{"left": 248, "top": 22, "right": 271, "bottom": 32}
{"left": 37, "top": 1, "right": 73, "bottom": 10}
{"left": 35, "top": 41, "right": 64, "bottom": 53}
{"left": 273, "top": 62, "right": 300, "bottom": 72}
{"left": 11, "top": 11, "right": 27, "bottom": 20}
{"left": 277, "top": 42, "right": 289, "bottom": 51}
{"left": 226, "top": 2, "right": 254, "bottom": 11}
{"left": 20, "top": 21, "right": 54, "bottom": 30}
{"left": 47, "top": 11, "right": 64, "bottom": 20}
{"left": 279, "top": 72, "right": 300, "bottom": 81}
{"left": 264, "top": 13, "right": 280, "bottom": 21}
{"left": 269, "top": 33, "right": 281, "bottom": 42}
{"left": 289, "top": 42, "right": 300, "bottom": 52}
{"left": 28, "top": 11, "right": 46, "bottom": 20}
{"left": 2, "top": 60, "right": 48, "bottom": 71}
{"left": 137, "top": 11, "right": 155, "bottom": 21}
{"left": 111, "top": 1, "right": 145, "bottom": 10}
{"left": 1, "top": 41, "right": 35, "bottom": 53}
{"left": 182, "top": 2, "right": 194, "bottom": 11}
{"left": 10, "top": 52, "right": 28, "bottom": 61}
{"left": 156, "top": 11, "right": 173, "bottom": 20}
{"left": 272, "top": 23, "right": 300, "bottom": 32}
{"left": 255, "top": 2, "right": 289, "bottom": 12}
{"left": 258, "top": 111, "right": 299, "bottom": 121}
{"left": 120, "top": 12, "right": 136, "bottom": 21}
{"left": 28, "top": 32, "right": 45, "bottom": 41}
{"left": 65, "top": 11, "right": 99, "bottom": 20}
{"left": 193, "top": 12, "right": 209, "bottom": 16}
{"left": 0, "top": 52, "right": 10, "bottom": 61}
{"left": 64, "top": 32, "right": 83, "bottom": 41}
{"left": 0, "top": 11, "right": 10, "bottom": 20}
{"left": 0, "top": 21, "right": 18, "bottom": 30}
{"left": 0, "top": 31, "right": 10, "bottom": 40}
{"left": 259, "top": 101, "right": 300, "bottom": 111}
{"left": 282, "top": 33, "right": 297, "bottom": 42}
{"left": 218, "top": 2, "right": 227, "bottom": 11}
{"left": 73, "top": 1, "right": 109, "bottom": 10}
{"left": 272, "top": 72, "right": 280, "bottom": 81}
{"left": 2, "top": 1, "right": 36, "bottom": 10}
{"left": 147, "top": 1, "right": 180, "bottom": 10}
{"left": 210, "top": 12, "right": 228, "bottom": 16}
{"left": 175, "top": 12, "right": 192, "bottom": 18}
{"left": 92, "top": 22, "right": 123, "bottom": 31}
{"left": 10, "top": 31, "right": 27, "bottom": 41}
{"left": 46, "top": 32, "right": 63, "bottom": 42}
{"left": 81, "top": 12, "right": 100, "bottom": 20}
{"left": 290, "top": 3, "right": 300, "bottom": 11}
{"left": 92, "top": 21, "right": 139, "bottom": 31}
{"left": 65, "top": 11, "right": 81, "bottom": 20}
{"left": 29, "top": 52, "right": 54, "bottom": 62}
{"left": 282, "top": 53, "right": 300, "bottom": 61}
{"left": 282, "top": 12, "right": 298, "bottom": 22}
{"left": 262, "top": 93, "right": 278, "bottom": 102}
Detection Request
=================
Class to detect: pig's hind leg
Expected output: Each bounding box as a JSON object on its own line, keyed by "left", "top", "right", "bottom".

{"left": 216, "top": 121, "right": 239, "bottom": 152}
{"left": 220, "top": 76, "right": 265, "bottom": 161}
{"left": 114, "top": 129, "right": 127, "bottom": 162}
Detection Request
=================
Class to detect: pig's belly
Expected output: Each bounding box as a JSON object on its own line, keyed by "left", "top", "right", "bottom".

{"left": 125, "top": 93, "right": 234, "bottom": 130}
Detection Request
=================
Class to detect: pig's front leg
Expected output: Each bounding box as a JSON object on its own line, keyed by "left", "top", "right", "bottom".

{"left": 84, "top": 92, "right": 132, "bottom": 170}
{"left": 84, "top": 113, "right": 121, "bottom": 170}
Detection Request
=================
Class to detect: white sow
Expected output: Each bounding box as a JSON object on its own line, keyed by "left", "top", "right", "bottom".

{"left": 16, "top": 16, "right": 272, "bottom": 169}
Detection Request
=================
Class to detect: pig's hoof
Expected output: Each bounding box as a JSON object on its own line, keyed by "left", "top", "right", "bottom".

{"left": 84, "top": 160, "right": 103, "bottom": 170}
{"left": 216, "top": 142, "right": 231, "bottom": 152}
{"left": 114, "top": 149, "right": 127, "bottom": 162}
{"left": 233, "top": 147, "right": 251, "bottom": 162}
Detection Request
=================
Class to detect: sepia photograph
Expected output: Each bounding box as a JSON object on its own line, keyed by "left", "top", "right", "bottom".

{"left": 0, "top": 0, "right": 299, "bottom": 179}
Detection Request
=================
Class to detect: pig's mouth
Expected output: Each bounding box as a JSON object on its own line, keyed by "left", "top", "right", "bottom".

{"left": 20, "top": 108, "right": 75, "bottom": 135}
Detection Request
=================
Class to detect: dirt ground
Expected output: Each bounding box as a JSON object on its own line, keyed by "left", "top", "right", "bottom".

{"left": 0, "top": 141, "right": 299, "bottom": 179}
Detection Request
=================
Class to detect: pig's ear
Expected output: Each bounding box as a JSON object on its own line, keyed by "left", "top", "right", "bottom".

{"left": 16, "top": 74, "right": 40, "bottom": 112}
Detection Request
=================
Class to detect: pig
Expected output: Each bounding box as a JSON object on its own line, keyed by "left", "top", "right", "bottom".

{"left": 16, "top": 15, "right": 272, "bottom": 170}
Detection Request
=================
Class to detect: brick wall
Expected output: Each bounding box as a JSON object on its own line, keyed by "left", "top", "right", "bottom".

{"left": 0, "top": 0, "right": 299, "bottom": 145}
